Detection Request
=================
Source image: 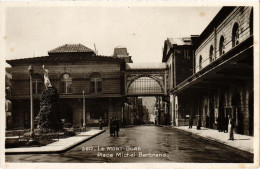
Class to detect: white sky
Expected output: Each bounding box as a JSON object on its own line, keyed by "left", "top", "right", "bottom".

{"left": 5, "top": 6, "right": 221, "bottom": 66}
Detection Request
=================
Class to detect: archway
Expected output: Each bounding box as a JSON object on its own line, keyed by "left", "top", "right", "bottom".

{"left": 218, "top": 94, "right": 225, "bottom": 130}
{"left": 232, "top": 92, "right": 243, "bottom": 134}
{"left": 127, "top": 76, "right": 164, "bottom": 95}
{"left": 219, "top": 36, "right": 225, "bottom": 56}
{"left": 209, "top": 96, "right": 214, "bottom": 128}
{"left": 232, "top": 22, "right": 239, "bottom": 47}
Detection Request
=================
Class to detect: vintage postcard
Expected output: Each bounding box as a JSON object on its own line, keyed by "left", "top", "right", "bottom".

{"left": 0, "top": 1, "right": 259, "bottom": 169}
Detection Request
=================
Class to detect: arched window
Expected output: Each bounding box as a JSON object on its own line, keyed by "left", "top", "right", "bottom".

{"left": 209, "top": 45, "right": 214, "bottom": 63}
{"left": 61, "top": 73, "right": 72, "bottom": 94}
{"left": 32, "top": 74, "right": 43, "bottom": 94}
{"left": 90, "top": 72, "right": 102, "bottom": 94}
{"left": 219, "top": 36, "right": 225, "bottom": 56}
{"left": 250, "top": 9, "right": 253, "bottom": 35}
{"left": 232, "top": 23, "right": 239, "bottom": 47}
{"left": 199, "top": 55, "right": 202, "bottom": 70}
{"left": 128, "top": 76, "right": 163, "bottom": 94}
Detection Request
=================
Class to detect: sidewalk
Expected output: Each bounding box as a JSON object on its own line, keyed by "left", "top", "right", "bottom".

{"left": 173, "top": 126, "right": 253, "bottom": 155}
{"left": 5, "top": 129, "right": 105, "bottom": 154}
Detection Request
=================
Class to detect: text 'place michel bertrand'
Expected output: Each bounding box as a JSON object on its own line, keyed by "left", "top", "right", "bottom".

{"left": 81, "top": 146, "right": 168, "bottom": 158}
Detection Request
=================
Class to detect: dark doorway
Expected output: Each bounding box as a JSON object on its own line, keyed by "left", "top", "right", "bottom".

{"left": 89, "top": 103, "right": 104, "bottom": 125}
{"left": 219, "top": 94, "right": 225, "bottom": 130}
{"left": 209, "top": 96, "right": 214, "bottom": 128}
{"left": 59, "top": 101, "right": 73, "bottom": 125}
{"left": 232, "top": 92, "right": 243, "bottom": 134}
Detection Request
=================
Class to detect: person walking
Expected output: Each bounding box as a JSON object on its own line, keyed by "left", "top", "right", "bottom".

{"left": 224, "top": 115, "right": 229, "bottom": 133}
{"left": 216, "top": 116, "right": 221, "bottom": 132}
{"left": 113, "top": 117, "right": 120, "bottom": 137}
{"left": 206, "top": 115, "right": 209, "bottom": 128}
{"left": 197, "top": 115, "right": 201, "bottom": 130}
{"left": 188, "top": 116, "right": 193, "bottom": 129}
{"left": 228, "top": 115, "right": 234, "bottom": 140}
{"left": 109, "top": 118, "right": 114, "bottom": 136}
{"left": 99, "top": 117, "right": 103, "bottom": 130}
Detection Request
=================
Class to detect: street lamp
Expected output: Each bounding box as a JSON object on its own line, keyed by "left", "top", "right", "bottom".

{"left": 28, "top": 65, "right": 34, "bottom": 138}
{"left": 82, "top": 90, "right": 86, "bottom": 129}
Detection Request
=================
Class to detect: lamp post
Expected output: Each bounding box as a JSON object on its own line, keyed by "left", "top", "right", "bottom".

{"left": 82, "top": 90, "right": 86, "bottom": 129}
{"left": 28, "top": 65, "right": 34, "bottom": 138}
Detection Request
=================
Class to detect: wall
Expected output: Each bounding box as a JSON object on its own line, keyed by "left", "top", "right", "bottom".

{"left": 195, "top": 7, "right": 253, "bottom": 72}
{"left": 175, "top": 47, "right": 194, "bottom": 86}
{"left": 10, "top": 61, "right": 122, "bottom": 96}
{"left": 198, "top": 82, "right": 253, "bottom": 135}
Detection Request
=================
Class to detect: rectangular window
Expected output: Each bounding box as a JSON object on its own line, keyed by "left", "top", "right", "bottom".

{"left": 67, "top": 81, "right": 72, "bottom": 93}
{"left": 97, "top": 80, "right": 102, "bottom": 93}
{"left": 61, "top": 81, "right": 66, "bottom": 93}
{"left": 32, "top": 80, "right": 42, "bottom": 94}
{"left": 90, "top": 81, "right": 95, "bottom": 93}
{"left": 90, "top": 78, "right": 102, "bottom": 94}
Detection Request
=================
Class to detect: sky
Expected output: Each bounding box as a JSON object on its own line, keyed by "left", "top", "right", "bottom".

{"left": 5, "top": 6, "right": 222, "bottom": 66}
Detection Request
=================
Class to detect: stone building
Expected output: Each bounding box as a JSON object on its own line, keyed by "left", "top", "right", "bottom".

{"left": 167, "top": 7, "right": 254, "bottom": 136}
{"left": 6, "top": 44, "right": 127, "bottom": 129}
{"left": 162, "top": 37, "right": 198, "bottom": 126}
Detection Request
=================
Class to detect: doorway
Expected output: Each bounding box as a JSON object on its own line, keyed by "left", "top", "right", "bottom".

{"left": 232, "top": 92, "right": 243, "bottom": 134}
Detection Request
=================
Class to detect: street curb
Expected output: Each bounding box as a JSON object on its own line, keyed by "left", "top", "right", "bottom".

{"left": 173, "top": 127, "right": 253, "bottom": 162}
{"left": 5, "top": 130, "right": 106, "bottom": 155}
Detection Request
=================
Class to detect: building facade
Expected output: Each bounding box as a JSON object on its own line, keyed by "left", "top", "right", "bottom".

{"left": 168, "top": 7, "right": 254, "bottom": 136}
{"left": 162, "top": 37, "right": 197, "bottom": 126}
{"left": 6, "top": 44, "right": 127, "bottom": 129}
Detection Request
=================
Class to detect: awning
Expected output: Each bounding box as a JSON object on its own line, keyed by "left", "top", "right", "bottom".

{"left": 171, "top": 35, "right": 253, "bottom": 96}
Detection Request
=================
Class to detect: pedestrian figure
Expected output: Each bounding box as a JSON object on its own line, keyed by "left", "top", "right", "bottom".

{"left": 216, "top": 116, "right": 222, "bottom": 132}
{"left": 206, "top": 115, "right": 209, "bottom": 128}
{"left": 228, "top": 115, "right": 234, "bottom": 140}
{"left": 197, "top": 115, "right": 201, "bottom": 130}
{"left": 188, "top": 116, "right": 193, "bottom": 129}
{"left": 113, "top": 117, "right": 119, "bottom": 137}
{"left": 109, "top": 118, "right": 114, "bottom": 136}
{"left": 224, "top": 116, "right": 229, "bottom": 133}
{"left": 99, "top": 117, "right": 103, "bottom": 130}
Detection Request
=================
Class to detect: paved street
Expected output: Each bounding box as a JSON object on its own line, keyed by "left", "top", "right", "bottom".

{"left": 6, "top": 126, "right": 252, "bottom": 163}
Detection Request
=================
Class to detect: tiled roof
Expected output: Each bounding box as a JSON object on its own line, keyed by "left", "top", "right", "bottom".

{"left": 6, "top": 54, "right": 125, "bottom": 66}
{"left": 48, "top": 44, "right": 94, "bottom": 54}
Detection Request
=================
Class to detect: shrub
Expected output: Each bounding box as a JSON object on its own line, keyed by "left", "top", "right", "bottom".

{"left": 37, "top": 86, "right": 62, "bottom": 132}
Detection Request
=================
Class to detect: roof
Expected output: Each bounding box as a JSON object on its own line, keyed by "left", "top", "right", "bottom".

{"left": 162, "top": 37, "right": 194, "bottom": 62}
{"left": 48, "top": 44, "right": 94, "bottom": 54}
{"left": 126, "top": 63, "right": 167, "bottom": 70}
{"left": 168, "top": 37, "right": 192, "bottom": 46}
{"left": 6, "top": 55, "right": 125, "bottom": 66}
{"left": 114, "top": 45, "right": 129, "bottom": 57}
{"left": 115, "top": 45, "right": 126, "bottom": 49}
{"left": 114, "top": 48, "right": 128, "bottom": 56}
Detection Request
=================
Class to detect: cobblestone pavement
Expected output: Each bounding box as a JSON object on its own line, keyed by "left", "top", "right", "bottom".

{"left": 6, "top": 125, "right": 253, "bottom": 163}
